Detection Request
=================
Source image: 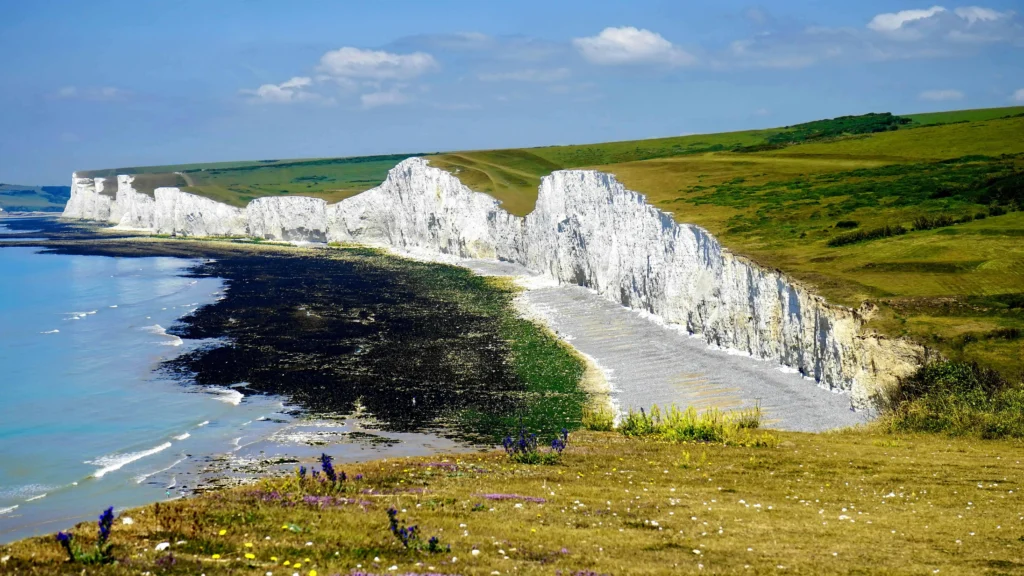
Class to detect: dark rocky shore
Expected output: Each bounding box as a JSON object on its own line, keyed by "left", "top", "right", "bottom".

{"left": 1, "top": 217, "right": 586, "bottom": 445}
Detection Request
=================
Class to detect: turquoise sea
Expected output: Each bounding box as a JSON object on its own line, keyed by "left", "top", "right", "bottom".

{"left": 0, "top": 223, "right": 291, "bottom": 543}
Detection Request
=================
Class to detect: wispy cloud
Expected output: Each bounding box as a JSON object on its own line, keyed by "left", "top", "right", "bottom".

{"left": 317, "top": 47, "right": 438, "bottom": 80}
{"left": 919, "top": 89, "right": 965, "bottom": 101}
{"left": 868, "top": 6, "right": 947, "bottom": 32}
{"left": 1013, "top": 88, "right": 1024, "bottom": 102}
{"left": 52, "top": 86, "right": 126, "bottom": 101}
{"left": 360, "top": 89, "right": 410, "bottom": 108}
{"left": 478, "top": 68, "right": 570, "bottom": 82}
{"left": 241, "top": 77, "right": 322, "bottom": 104}
{"left": 573, "top": 27, "right": 696, "bottom": 66}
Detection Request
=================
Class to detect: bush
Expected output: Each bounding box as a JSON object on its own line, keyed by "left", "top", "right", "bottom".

{"left": 827, "top": 224, "right": 907, "bottom": 247}
{"left": 835, "top": 220, "right": 859, "bottom": 229}
{"left": 881, "top": 361, "right": 1024, "bottom": 439}
{"left": 912, "top": 213, "right": 973, "bottom": 231}
{"left": 581, "top": 406, "right": 616, "bottom": 431}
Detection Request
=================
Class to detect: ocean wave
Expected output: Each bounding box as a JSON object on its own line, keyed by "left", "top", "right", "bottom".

{"left": 25, "top": 493, "right": 47, "bottom": 502}
{"left": 41, "top": 329, "right": 59, "bottom": 334}
{"left": 87, "top": 442, "right": 173, "bottom": 478}
{"left": 197, "top": 420, "right": 210, "bottom": 427}
{"left": 0, "top": 505, "right": 19, "bottom": 515}
{"left": 142, "top": 324, "right": 184, "bottom": 346}
{"left": 211, "top": 389, "right": 244, "bottom": 406}
{"left": 173, "top": 432, "right": 190, "bottom": 441}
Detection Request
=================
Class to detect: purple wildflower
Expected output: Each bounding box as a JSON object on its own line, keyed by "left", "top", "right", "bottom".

{"left": 56, "top": 531, "right": 75, "bottom": 562}
{"left": 97, "top": 507, "right": 114, "bottom": 546}
{"left": 320, "top": 453, "right": 337, "bottom": 483}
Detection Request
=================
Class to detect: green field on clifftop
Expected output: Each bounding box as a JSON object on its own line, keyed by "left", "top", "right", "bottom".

{"left": 78, "top": 106, "right": 1024, "bottom": 378}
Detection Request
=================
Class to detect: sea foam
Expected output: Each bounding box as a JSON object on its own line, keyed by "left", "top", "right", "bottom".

{"left": 87, "top": 442, "right": 173, "bottom": 478}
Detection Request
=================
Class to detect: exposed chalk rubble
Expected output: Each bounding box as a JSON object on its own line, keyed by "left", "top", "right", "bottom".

{"left": 63, "top": 158, "right": 925, "bottom": 406}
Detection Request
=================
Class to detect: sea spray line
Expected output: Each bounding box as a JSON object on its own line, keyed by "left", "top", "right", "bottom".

{"left": 87, "top": 442, "right": 173, "bottom": 478}
{"left": 134, "top": 455, "right": 188, "bottom": 485}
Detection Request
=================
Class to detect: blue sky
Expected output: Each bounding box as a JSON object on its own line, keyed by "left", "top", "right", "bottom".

{"left": 1, "top": 0, "right": 1022, "bottom": 184}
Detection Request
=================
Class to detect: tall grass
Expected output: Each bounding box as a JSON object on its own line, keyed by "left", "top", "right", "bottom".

{"left": 616, "top": 404, "right": 775, "bottom": 447}
{"left": 881, "top": 361, "right": 1024, "bottom": 439}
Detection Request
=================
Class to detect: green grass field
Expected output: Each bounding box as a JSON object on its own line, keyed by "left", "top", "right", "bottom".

{"left": 76, "top": 106, "right": 1024, "bottom": 377}
{"left": 0, "top": 184, "right": 70, "bottom": 212}
{"left": 5, "top": 427, "right": 1023, "bottom": 575}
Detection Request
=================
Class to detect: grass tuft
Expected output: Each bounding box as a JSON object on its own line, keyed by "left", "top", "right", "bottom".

{"left": 580, "top": 406, "right": 616, "bottom": 431}
{"left": 617, "top": 404, "right": 772, "bottom": 446}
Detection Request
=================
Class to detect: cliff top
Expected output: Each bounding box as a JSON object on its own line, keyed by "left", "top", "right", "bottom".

{"left": 75, "top": 105, "right": 1024, "bottom": 379}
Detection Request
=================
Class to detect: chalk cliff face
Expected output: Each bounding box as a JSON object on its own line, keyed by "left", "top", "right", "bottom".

{"left": 64, "top": 158, "right": 924, "bottom": 405}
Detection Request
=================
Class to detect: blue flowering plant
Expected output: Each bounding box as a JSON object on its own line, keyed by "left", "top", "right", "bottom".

{"left": 55, "top": 506, "right": 116, "bottom": 564}
{"left": 503, "top": 421, "right": 570, "bottom": 464}
{"left": 294, "top": 453, "right": 349, "bottom": 495}
{"left": 387, "top": 508, "right": 449, "bottom": 553}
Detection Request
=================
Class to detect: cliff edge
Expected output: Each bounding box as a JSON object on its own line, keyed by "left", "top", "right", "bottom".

{"left": 64, "top": 158, "right": 926, "bottom": 407}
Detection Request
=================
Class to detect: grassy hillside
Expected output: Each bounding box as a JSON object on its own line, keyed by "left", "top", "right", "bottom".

{"left": 76, "top": 106, "right": 1024, "bottom": 377}
{"left": 79, "top": 154, "right": 424, "bottom": 207}
{"left": 430, "top": 110, "right": 1024, "bottom": 378}
{"left": 0, "top": 184, "right": 70, "bottom": 212}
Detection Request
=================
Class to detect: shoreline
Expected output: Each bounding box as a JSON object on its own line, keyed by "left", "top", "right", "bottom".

{"left": 0, "top": 217, "right": 587, "bottom": 540}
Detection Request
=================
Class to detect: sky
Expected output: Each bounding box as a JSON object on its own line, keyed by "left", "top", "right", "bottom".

{"left": 1, "top": 0, "right": 1022, "bottom": 184}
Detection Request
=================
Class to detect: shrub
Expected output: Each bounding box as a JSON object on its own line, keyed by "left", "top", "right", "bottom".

{"left": 881, "top": 361, "right": 1024, "bottom": 439}
{"left": 912, "top": 213, "right": 974, "bottom": 231}
{"left": 581, "top": 406, "right": 616, "bottom": 431}
{"left": 827, "top": 224, "right": 907, "bottom": 247}
{"left": 834, "top": 220, "right": 859, "bottom": 229}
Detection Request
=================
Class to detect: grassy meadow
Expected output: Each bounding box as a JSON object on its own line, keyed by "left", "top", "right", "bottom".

{"left": 4, "top": 425, "right": 1023, "bottom": 575}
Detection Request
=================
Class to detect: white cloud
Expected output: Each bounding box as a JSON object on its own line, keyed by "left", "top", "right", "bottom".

{"left": 317, "top": 47, "right": 438, "bottom": 80}
{"left": 868, "top": 6, "right": 947, "bottom": 32}
{"left": 573, "top": 27, "right": 696, "bottom": 66}
{"left": 478, "top": 68, "right": 570, "bottom": 82}
{"left": 1013, "top": 88, "right": 1024, "bottom": 102}
{"left": 954, "top": 6, "right": 1007, "bottom": 24}
{"left": 52, "top": 86, "right": 125, "bottom": 101}
{"left": 241, "top": 77, "right": 318, "bottom": 104}
{"left": 920, "top": 89, "right": 965, "bottom": 100}
{"left": 360, "top": 89, "right": 410, "bottom": 108}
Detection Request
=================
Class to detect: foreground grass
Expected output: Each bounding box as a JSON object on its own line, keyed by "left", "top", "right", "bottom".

{"left": 4, "top": 429, "right": 1023, "bottom": 575}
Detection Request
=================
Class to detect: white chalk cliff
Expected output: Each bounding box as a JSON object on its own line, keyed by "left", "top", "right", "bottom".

{"left": 64, "top": 159, "right": 924, "bottom": 406}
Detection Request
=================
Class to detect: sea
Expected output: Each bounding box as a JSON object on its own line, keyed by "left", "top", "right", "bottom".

{"left": 0, "top": 221, "right": 293, "bottom": 543}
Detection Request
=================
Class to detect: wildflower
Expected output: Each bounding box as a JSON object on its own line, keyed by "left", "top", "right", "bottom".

{"left": 97, "top": 507, "right": 114, "bottom": 546}
{"left": 219, "top": 529, "right": 227, "bottom": 536}
{"left": 320, "top": 453, "right": 337, "bottom": 483}
{"left": 212, "top": 554, "right": 221, "bottom": 559}
{"left": 298, "top": 466, "right": 307, "bottom": 479}
{"left": 245, "top": 553, "right": 256, "bottom": 559}
{"left": 55, "top": 531, "right": 74, "bottom": 562}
